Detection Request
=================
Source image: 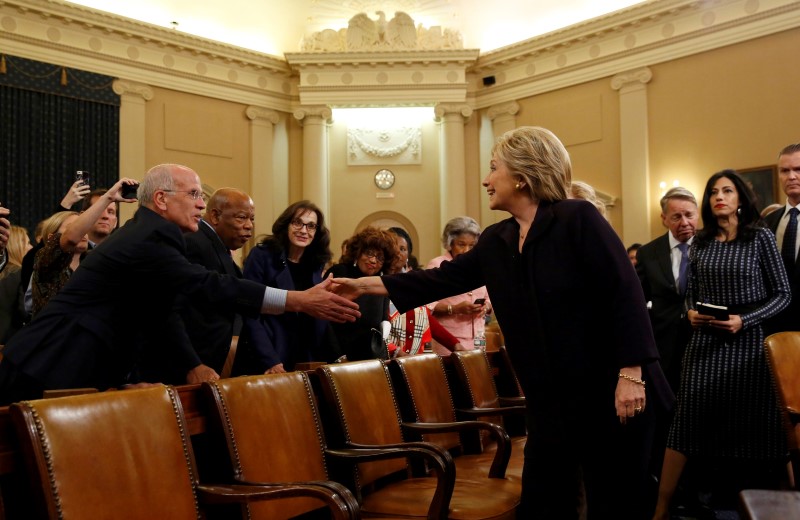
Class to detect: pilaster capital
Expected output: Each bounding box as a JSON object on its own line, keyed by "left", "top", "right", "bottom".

{"left": 112, "top": 79, "right": 154, "bottom": 101}
{"left": 434, "top": 103, "right": 473, "bottom": 122}
{"left": 610, "top": 67, "right": 653, "bottom": 91}
{"left": 246, "top": 106, "right": 280, "bottom": 124}
{"left": 487, "top": 101, "right": 520, "bottom": 121}
{"left": 293, "top": 105, "right": 332, "bottom": 124}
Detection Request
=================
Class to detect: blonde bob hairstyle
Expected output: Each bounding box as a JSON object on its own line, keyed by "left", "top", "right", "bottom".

{"left": 40, "top": 211, "right": 79, "bottom": 241}
{"left": 491, "top": 126, "right": 571, "bottom": 203}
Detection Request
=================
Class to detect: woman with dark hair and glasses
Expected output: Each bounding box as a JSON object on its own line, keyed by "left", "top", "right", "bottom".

{"left": 324, "top": 226, "right": 398, "bottom": 361}
{"left": 233, "top": 200, "right": 333, "bottom": 374}
{"left": 652, "top": 170, "right": 791, "bottom": 518}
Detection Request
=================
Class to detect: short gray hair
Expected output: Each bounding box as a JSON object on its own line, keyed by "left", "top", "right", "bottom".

{"left": 441, "top": 216, "right": 481, "bottom": 250}
{"left": 659, "top": 187, "right": 697, "bottom": 213}
{"left": 138, "top": 164, "right": 177, "bottom": 206}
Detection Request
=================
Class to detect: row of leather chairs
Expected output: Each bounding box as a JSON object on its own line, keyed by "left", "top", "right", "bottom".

{"left": 6, "top": 349, "right": 527, "bottom": 519}
{"left": 736, "top": 332, "right": 800, "bottom": 519}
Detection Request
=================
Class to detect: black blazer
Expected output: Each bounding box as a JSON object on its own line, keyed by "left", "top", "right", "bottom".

{"left": 635, "top": 233, "right": 691, "bottom": 391}
{"left": 763, "top": 207, "right": 800, "bottom": 333}
{"left": 175, "top": 221, "right": 243, "bottom": 374}
{"left": 384, "top": 200, "right": 673, "bottom": 420}
{"left": 1, "top": 207, "right": 265, "bottom": 394}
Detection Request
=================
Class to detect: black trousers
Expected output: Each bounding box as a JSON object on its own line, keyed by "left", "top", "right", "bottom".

{"left": 517, "top": 400, "right": 656, "bottom": 519}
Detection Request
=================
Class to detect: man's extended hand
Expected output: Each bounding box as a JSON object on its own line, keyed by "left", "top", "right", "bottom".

{"left": 186, "top": 364, "right": 220, "bottom": 384}
{"left": 286, "top": 275, "right": 361, "bottom": 323}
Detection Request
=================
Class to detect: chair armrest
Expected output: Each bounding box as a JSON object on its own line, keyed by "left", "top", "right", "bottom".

{"left": 456, "top": 405, "right": 527, "bottom": 418}
{"left": 401, "top": 421, "right": 511, "bottom": 478}
{"left": 498, "top": 396, "right": 526, "bottom": 407}
{"left": 197, "top": 482, "right": 359, "bottom": 520}
{"left": 328, "top": 443, "right": 456, "bottom": 519}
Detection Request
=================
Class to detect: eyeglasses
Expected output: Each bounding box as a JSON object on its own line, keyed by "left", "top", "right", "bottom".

{"left": 163, "top": 189, "right": 204, "bottom": 200}
{"left": 361, "top": 249, "right": 385, "bottom": 263}
{"left": 290, "top": 218, "right": 318, "bottom": 231}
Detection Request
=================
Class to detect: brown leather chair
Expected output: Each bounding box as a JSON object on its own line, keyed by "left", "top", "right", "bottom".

{"left": 494, "top": 346, "right": 525, "bottom": 400}
{"left": 392, "top": 353, "right": 520, "bottom": 481}
{"left": 450, "top": 350, "right": 527, "bottom": 464}
{"left": 10, "top": 385, "right": 344, "bottom": 520}
{"left": 202, "top": 372, "right": 367, "bottom": 519}
{"left": 317, "top": 359, "right": 520, "bottom": 519}
{"left": 765, "top": 331, "right": 800, "bottom": 489}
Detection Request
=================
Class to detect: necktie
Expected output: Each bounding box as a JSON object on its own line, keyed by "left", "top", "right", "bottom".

{"left": 677, "top": 242, "right": 689, "bottom": 295}
{"left": 782, "top": 207, "right": 799, "bottom": 271}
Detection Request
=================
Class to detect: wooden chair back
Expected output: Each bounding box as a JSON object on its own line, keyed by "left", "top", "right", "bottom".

{"left": 392, "top": 354, "right": 461, "bottom": 451}
{"left": 11, "top": 386, "right": 201, "bottom": 520}
{"left": 765, "top": 331, "right": 800, "bottom": 489}
{"left": 316, "top": 360, "right": 408, "bottom": 488}
{"left": 451, "top": 349, "right": 504, "bottom": 431}
{"left": 204, "top": 372, "right": 340, "bottom": 519}
{"left": 496, "top": 346, "right": 525, "bottom": 398}
{"left": 219, "top": 335, "right": 238, "bottom": 379}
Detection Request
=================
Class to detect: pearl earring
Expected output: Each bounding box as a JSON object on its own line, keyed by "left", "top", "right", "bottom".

{"left": 515, "top": 183, "right": 521, "bottom": 189}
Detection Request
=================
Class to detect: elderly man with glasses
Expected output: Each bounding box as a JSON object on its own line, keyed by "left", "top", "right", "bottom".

{"left": 0, "top": 164, "right": 359, "bottom": 404}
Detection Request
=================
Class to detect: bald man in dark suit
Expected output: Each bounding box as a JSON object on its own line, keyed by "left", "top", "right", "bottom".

{"left": 178, "top": 188, "right": 255, "bottom": 378}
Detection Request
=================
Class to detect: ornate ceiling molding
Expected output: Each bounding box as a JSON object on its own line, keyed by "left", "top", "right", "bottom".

{"left": 2, "top": 0, "right": 796, "bottom": 111}
{"left": 0, "top": 0, "right": 293, "bottom": 109}
{"left": 285, "top": 49, "right": 479, "bottom": 105}
{"left": 472, "top": 0, "right": 800, "bottom": 108}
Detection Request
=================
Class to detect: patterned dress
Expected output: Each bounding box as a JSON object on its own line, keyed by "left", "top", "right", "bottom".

{"left": 31, "top": 232, "right": 74, "bottom": 317}
{"left": 668, "top": 227, "right": 791, "bottom": 460}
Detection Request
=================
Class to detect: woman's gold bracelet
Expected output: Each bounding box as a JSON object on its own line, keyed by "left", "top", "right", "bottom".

{"left": 618, "top": 372, "right": 646, "bottom": 386}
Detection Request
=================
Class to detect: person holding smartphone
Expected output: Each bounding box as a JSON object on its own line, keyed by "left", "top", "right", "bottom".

{"left": 425, "top": 216, "right": 491, "bottom": 353}
{"left": 29, "top": 178, "right": 138, "bottom": 316}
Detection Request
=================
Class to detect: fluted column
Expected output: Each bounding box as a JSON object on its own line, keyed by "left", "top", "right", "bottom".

{"left": 293, "top": 106, "right": 332, "bottom": 216}
{"left": 112, "top": 79, "right": 153, "bottom": 224}
{"left": 611, "top": 67, "right": 653, "bottom": 245}
{"left": 246, "top": 106, "right": 281, "bottom": 236}
{"left": 435, "top": 103, "right": 472, "bottom": 228}
{"left": 482, "top": 102, "right": 521, "bottom": 225}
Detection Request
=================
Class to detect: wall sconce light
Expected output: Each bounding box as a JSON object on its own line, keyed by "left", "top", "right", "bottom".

{"left": 658, "top": 180, "right": 681, "bottom": 197}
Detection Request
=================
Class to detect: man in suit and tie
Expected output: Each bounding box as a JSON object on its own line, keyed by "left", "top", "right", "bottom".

{"left": 636, "top": 187, "right": 699, "bottom": 511}
{"left": 764, "top": 143, "right": 800, "bottom": 335}
{"left": 0, "top": 164, "right": 359, "bottom": 404}
{"left": 637, "top": 187, "right": 698, "bottom": 393}
{"left": 179, "top": 188, "right": 255, "bottom": 380}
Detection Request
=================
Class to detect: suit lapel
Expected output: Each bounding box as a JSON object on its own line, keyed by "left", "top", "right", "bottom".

{"left": 656, "top": 234, "right": 677, "bottom": 291}
{"left": 200, "top": 221, "right": 239, "bottom": 277}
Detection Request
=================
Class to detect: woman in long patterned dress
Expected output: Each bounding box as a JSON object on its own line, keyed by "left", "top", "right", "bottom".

{"left": 653, "top": 170, "right": 791, "bottom": 519}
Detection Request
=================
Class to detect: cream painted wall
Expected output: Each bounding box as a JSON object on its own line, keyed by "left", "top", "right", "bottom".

{"left": 326, "top": 117, "right": 443, "bottom": 266}
{"left": 647, "top": 28, "right": 800, "bottom": 240}
{"left": 144, "top": 87, "right": 251, "bottom": 193}
{"left": 513, "top": 78, "right": 623, "bottom": 232}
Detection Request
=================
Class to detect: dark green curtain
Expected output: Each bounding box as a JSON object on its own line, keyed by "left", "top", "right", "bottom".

{"left": 0, "top": 54, "right": 120, "bottom": 236}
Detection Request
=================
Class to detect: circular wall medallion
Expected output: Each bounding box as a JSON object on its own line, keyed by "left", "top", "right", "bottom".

{"left": 374, "top": 169, "right": 395, "bottom": 190}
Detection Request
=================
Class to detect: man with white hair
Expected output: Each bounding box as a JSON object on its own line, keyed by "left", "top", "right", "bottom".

{"left": 0, "top": 164, "right": 359, "bottom": 403}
